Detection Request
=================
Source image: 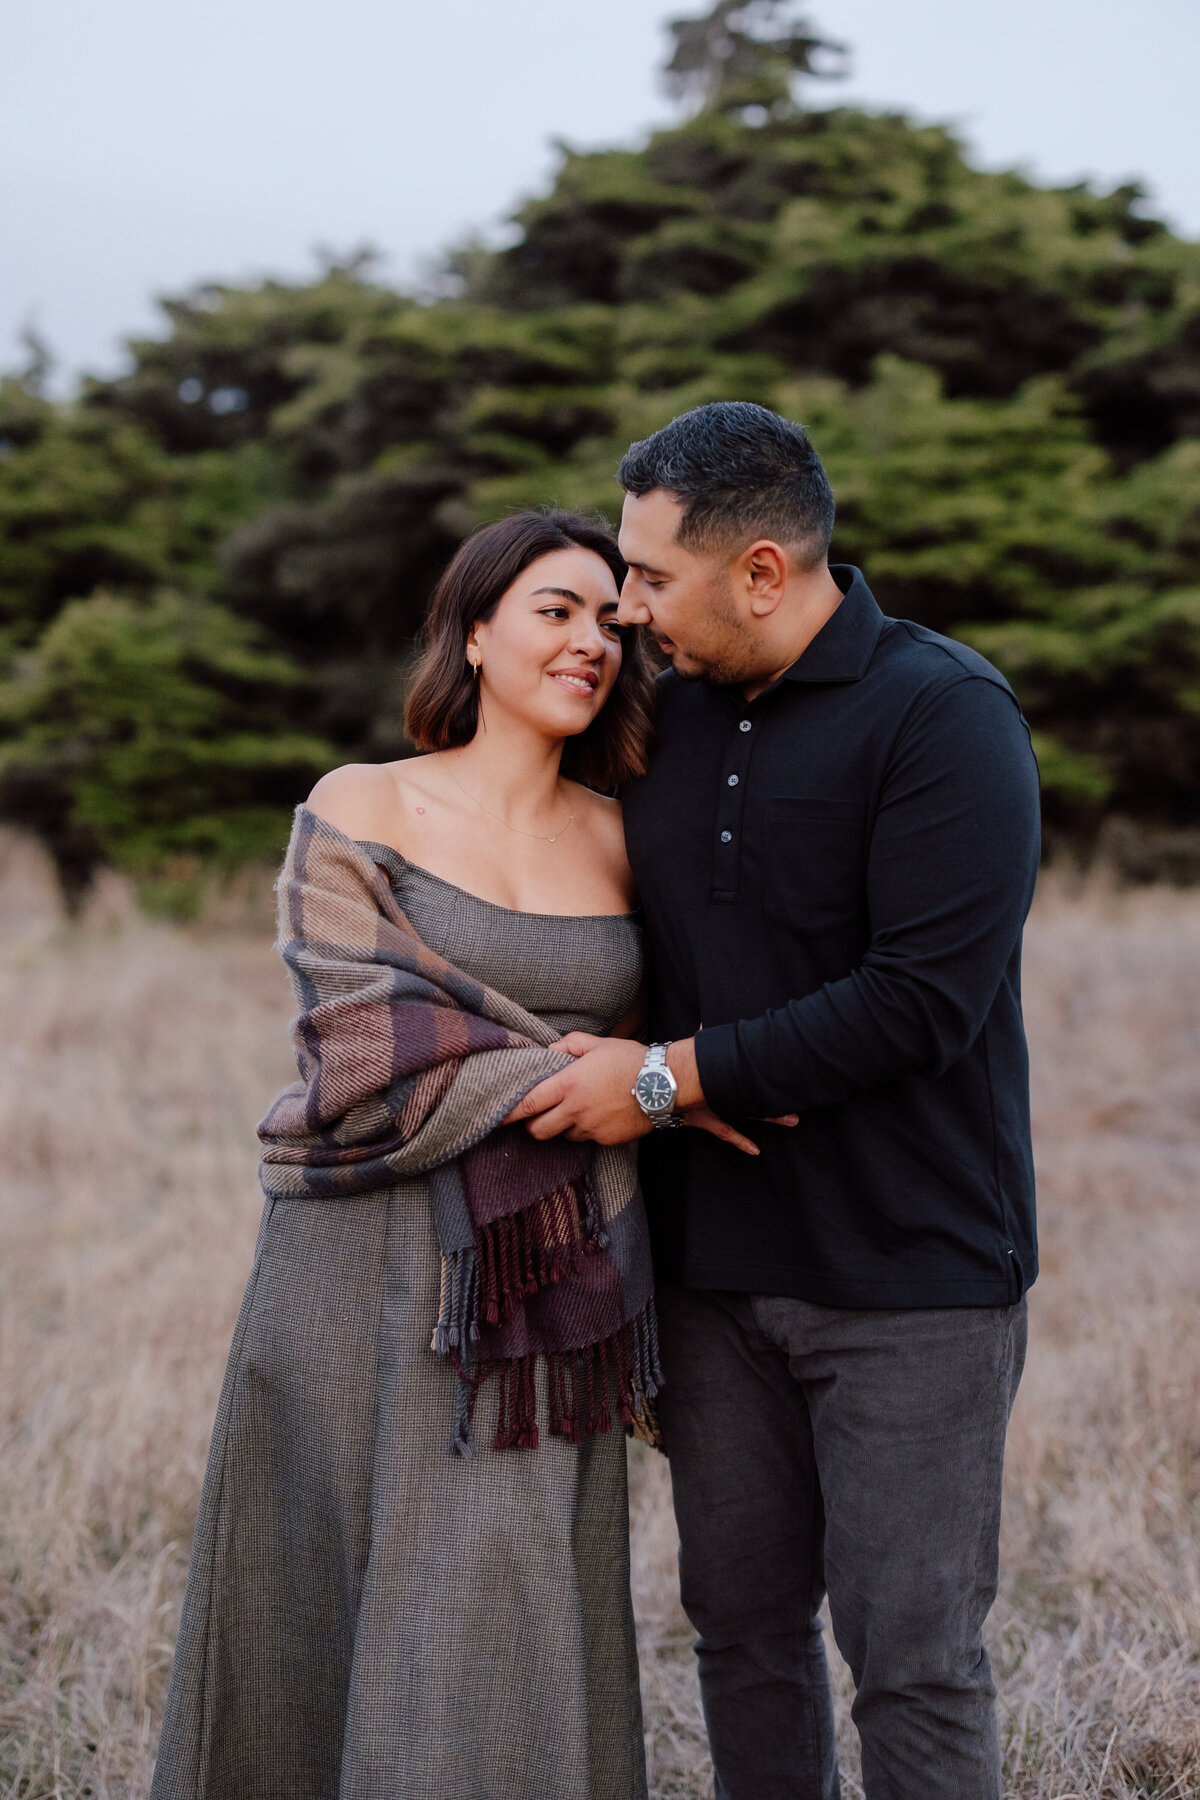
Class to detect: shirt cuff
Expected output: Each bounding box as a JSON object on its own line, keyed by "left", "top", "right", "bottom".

{"left": 693, "top": 1022, "right": 764, "bottom": 1120}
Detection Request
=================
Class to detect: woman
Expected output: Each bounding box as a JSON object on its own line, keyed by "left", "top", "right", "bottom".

{"left": 151, "top": 509, "right": 737, "bottom": 1800}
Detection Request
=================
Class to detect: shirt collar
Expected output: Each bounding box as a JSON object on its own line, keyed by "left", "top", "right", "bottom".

{"left": 781, "top": 565, "right": 884, "bottom": 685}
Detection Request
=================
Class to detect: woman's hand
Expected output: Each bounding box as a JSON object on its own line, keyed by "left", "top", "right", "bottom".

{"left": 549, "top": 1033, "right": 799, "bottom": 1158}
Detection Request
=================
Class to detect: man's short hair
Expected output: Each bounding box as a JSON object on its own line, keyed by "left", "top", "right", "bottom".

{"left": 617, "top": 401, "right": 835, "bottom": 568}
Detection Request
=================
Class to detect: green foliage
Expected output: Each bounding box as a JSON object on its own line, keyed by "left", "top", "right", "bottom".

{"left": 1, "top": 1, "right": 1199, "bottom": 889}
{"left": 664, "top": 1, "right": 846, "bottom": 116}
{"left": 784, "top": 366, "right": 1200, "bottom": 822}
{"left": 0, "top": 589, "right": 333, "bottom": 894}
{"left": 0, "top": 406, "right": 281, "bottom": 656}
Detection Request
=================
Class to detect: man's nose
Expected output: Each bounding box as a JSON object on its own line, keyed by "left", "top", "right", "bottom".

{"left": 618, "top": 580, "right": 650, "bottom": 626}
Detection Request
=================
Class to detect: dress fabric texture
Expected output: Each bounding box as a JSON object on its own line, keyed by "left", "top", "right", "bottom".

{"left": 150, "top": 846, "right": 648, "bottom": 1800}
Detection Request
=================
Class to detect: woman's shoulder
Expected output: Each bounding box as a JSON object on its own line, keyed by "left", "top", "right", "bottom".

{"left": 567, "top": 784, "right": 637, "bottom": 902}
{"left": 306, "top": 762, "right": 404, "bottom": 843}
{"left": 566, "top": 780, "right": 623, "bottom": 831}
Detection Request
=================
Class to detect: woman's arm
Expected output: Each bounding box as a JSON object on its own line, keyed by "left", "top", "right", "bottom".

{"left": 608, "top": 983, "right": 647, "bottom": 1041}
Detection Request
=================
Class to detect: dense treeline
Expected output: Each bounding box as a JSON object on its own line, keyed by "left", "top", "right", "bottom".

{"left": 2, "top": 0, "right": 1199, "bottom": 900}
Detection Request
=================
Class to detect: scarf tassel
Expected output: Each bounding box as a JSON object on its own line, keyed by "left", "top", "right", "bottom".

{"left": 493, "top": 1353, "right": 540, "bottom": 1449}
{"left": 450, "top": 1369, "right": 477, "bottom": 1459}
{"left": 435, "top": 1266, "right": 665, "bottom": 1454}
{"left": 500, "top": 1304, "right": 664, "bottom": 1450}
{"left": 431, "top": 1246, "right": 478, "bottom": 1356}
{"left": 474, "top": 1180, "right": 606, "bottom": 1331}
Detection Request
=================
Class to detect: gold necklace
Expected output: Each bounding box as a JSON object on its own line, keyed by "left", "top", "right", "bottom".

{"left": 443, "top": 763, "right": 576, "bottom": 843}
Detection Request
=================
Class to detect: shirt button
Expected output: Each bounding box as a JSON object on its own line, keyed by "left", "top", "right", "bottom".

{"left": 720, "top": 830, "right": 732, "bottom": 844}
{"left": 739, "top": 719, "right": 751, "bottom": 732}
{"left": 727, "top": 774, "right": 739, "bottom": 786}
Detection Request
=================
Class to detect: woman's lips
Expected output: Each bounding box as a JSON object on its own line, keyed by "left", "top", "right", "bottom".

{"left": 549, "top": 670, "right": 599, "bottom": 696}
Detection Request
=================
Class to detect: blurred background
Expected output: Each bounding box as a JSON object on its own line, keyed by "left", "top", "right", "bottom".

{"left": 3, "top": 0, "right": 1200, "bottom": 908}
{"left": 3, "top": 7, "right": 1200, "bottom": 1797}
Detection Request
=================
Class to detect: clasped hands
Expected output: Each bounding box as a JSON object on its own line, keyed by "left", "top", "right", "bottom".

{"left": 503, "top": 1034, "right": 796, "bottom": 1157}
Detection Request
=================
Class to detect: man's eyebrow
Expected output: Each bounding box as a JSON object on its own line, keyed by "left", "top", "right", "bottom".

{"left": 623, "top": 559, "right": 668, "bottom": 578}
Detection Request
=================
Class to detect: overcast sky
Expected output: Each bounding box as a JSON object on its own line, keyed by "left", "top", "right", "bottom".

{"left": 4, "top": 0, "right": 1199, "bottom": 389}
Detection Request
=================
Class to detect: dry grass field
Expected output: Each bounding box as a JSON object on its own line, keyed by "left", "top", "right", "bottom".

{"left": 1, "top": 826, "right": 1199, "bottom": 1798}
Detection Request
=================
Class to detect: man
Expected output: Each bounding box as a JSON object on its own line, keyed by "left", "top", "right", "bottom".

{"left": 509, "top": 401, "right": 1040, "bottom": 1798}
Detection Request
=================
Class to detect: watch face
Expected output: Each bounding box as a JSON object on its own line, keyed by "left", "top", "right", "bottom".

{"left": 636, "top": 1069, "right": 675, "bottom": 1112}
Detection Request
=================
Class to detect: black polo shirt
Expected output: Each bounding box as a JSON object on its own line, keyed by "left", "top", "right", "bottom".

{"left": 622, "top": 566, "right": 1042, "bottom": 1309}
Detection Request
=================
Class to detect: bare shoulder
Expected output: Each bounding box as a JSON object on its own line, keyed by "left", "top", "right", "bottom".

{"left": 305, "top": 763, "right": 400, "bottom": 842}
{"left": 568, "top": 784, "right": 637, "bottom": 902}
{"left": 571, "top": 783, "right": 624, "bottom": 836}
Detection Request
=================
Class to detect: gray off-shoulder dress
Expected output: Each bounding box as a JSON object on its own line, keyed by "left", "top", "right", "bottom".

{"left": 150, "top": 846, "right": 648, "bottom": 1800}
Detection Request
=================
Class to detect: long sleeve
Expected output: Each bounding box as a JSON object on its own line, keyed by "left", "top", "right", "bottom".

{"left": 693, "top": 675, "right": 1041, "bottom": 1119}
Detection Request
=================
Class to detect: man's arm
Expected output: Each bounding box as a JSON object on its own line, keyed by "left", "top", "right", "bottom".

{"left": 503, "top": 1033, "right": 769, "bottom": 1154}
{"left": 692, "top": 674, "right": 1041, "bottom": 1120}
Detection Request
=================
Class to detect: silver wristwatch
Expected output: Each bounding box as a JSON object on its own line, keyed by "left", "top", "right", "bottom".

{"left": 632, "top": 1043, "right": 684, "bottom": 1128}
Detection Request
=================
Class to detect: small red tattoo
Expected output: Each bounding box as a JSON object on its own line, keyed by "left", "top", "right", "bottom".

{"left": 416, "top": 806, "right": 425, "bottom": 815}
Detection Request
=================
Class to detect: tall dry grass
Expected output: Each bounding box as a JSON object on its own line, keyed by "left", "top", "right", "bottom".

{"left": 1, "top": 828, "right": 1199, "bottom": 1798}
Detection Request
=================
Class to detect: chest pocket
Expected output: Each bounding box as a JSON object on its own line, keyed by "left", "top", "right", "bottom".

{"left": 763, "top": 796, "right": 867, "bottom": 934}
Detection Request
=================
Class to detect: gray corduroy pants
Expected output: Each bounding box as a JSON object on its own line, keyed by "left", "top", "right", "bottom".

{"left": 655, "top": 1285, "right": 1027, "bottom": 1800}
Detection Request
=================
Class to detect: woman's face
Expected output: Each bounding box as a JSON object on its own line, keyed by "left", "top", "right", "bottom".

{"left": 470, "top": 546, "right": 624, "bottom": 740}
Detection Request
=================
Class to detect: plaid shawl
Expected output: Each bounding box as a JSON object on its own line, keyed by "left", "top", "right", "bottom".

{"left": 258, "top": 807, "right": 662, "bottom": 1455}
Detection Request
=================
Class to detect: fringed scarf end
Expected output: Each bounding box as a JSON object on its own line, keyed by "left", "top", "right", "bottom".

{"left": 475, "top": 1193, "right": 597, "bottom": 1330}
{"left": 432, "top": 1248, "right": 477, "bottom": 1361}
{"left": 583, "top": 1176, "right": 610, "bottom": 1251}
{"left": 624, "top": 1303, "right": 666, "bottom": 1449}
{"left": 493, "top": 1355, "right": 540, "bottom": 1450}
{"left": 449, "top": 1369, "right": 478, "bottom": 1458}
{"left": 433, "top": 1183, "right": 665, "bottom": 1455}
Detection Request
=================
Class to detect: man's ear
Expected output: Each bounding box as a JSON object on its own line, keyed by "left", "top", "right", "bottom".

{"left": 740, "top": 540, "right": 790, "bottom": 617}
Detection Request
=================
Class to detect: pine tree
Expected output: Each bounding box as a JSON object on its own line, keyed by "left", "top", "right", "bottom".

{"left": 2, "top": 8, "right": 1199, "bottom": 889}
{"left": 664, "top": 0, "right": 846, "bottom": 115}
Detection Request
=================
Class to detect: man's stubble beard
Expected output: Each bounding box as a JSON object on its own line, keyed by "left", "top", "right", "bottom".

{"left": 670, "top": 651, "right": 744, "bottom": 685}
{"left": 666, "top": 571, "right": 761, "bottom": 686}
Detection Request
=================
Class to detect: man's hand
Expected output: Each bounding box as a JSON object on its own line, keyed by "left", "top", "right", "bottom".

{"left": 504, "top": 1035, "right": 792, "bottom": 1155}
{"left": 504, "top": 1038, "right": 651, "bottom": 1145}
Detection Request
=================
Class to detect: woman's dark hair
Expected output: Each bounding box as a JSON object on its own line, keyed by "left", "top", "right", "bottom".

{"left": 404, "top": 509, "right": 654, "bottom": 790}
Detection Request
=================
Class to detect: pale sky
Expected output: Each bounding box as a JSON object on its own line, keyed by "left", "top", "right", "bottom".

{"left": 3, "top": 0, "right": 1199, "bottom": 389}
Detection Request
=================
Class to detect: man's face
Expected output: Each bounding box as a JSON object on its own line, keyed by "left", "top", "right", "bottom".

{"left": 617, "top": 489, "right": 756, "bottom": 684}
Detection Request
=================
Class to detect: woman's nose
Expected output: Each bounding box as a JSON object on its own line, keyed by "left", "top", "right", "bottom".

{"left": 569, "top": 617, "right": 607, "bottom": 656}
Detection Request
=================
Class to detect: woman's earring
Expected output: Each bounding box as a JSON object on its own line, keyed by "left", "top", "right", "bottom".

{"left": 469, "top": 651, "right": 484, "bottom": 730}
